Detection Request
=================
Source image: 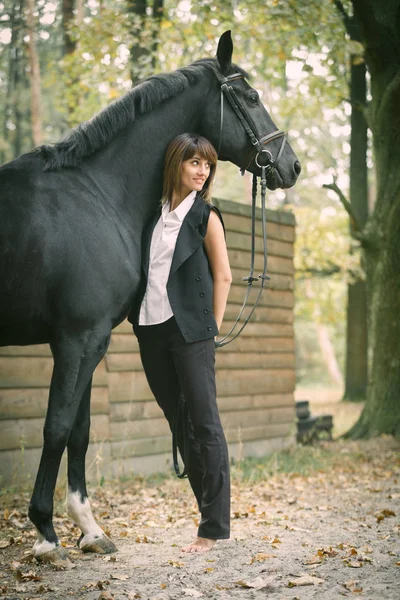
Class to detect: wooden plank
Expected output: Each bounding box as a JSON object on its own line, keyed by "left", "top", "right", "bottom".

{"left": 111, "top": 436, "right": 171, "bottom": 459}
{"left": 108, "top": 334, "right": 139, "bottom": 354}
{"left": 110, "top": 400, "right": 163, "bottom": 422}
{"left": 228, "top": 250, "right": 294, "bottom": 275}
{"left": 215, "top": 352, "right": 295, "bottom": 370}
{"left": 217, "top": 336, "right": 294, "bottom": 353}
{"left": 226, "top": 231, "right": 293, "bottom": 258}
{"left": 220, "top": 321, "right": 293, "bottom": 338}
{"left": 110, "top": 417, "right": 170, "bottom": 441}
{"left": 108, "top": 371, "right": 153, "bottom": 403}
{"left": 0, "top": 413, "right": 110, "bottom": 451}
{"left": 114, "top": 320, "right": 135, "bottom": 335}
{"left": 216, "top": 369, "right": 295, "bottom": 396}
{"left": 220, "top": 406, "right": 295, "bottom": 429}
{"left": 223, "top": 305, "right": 293, "bottom": 324}
{"left": 111, "top": 421, "right": 294, "bottom": 459}
{"left": 105, "top": 353, "right": 142, "bottom": 372}
{"left": 225, "top": 422, "right": 293, "bottom": 444}
{"left": 223, "top": 213, "right": 295, "bottom": 242}
{"left": 0, "top": 344, "right": 51, "bottom": 357}
{"left": 0, "top": 386, "right": 109, "bottom": 420}
{"left": 227, "top": 287, "right": 294, "bottom": 309}
{"left": 108, "top": 366, "right": 295, "bottom": 403}
{"left": 217, "top": 393, "right": 294, "bottom": 412}
{"left": 0, "top": 356, "right": 107, "bottom": 388}
{"left": 213, "top": 198, "right": 295, "bottom": 227}
{"left": 230, "top": 269, "right": 294, "bottom": 291}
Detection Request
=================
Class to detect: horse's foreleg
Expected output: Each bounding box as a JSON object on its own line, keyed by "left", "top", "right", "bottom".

{"left": 28, "top": 331, "right": 109, "bottom": 562}
{"left": 66, "top": 378, "right": 116, "bottom": 554}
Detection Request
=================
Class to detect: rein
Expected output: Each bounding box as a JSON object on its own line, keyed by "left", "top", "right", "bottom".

{"left": 215, "top": 72, "right": 286, "bottom": 348}
{"left": 173, "top": 72, "right": 288, "bottom": 478}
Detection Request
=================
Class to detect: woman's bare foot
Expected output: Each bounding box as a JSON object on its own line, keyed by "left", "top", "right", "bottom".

{"left": 181, "top": 536, "right": 216, "bottom": 553}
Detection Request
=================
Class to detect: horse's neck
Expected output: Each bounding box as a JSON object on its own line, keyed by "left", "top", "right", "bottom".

{"left": 90, "top": 82, "right": 208, "bottom": 218}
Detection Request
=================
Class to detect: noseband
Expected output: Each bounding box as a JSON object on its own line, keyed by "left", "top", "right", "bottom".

{"left": 215, "top": 72, "right": 286, "bottom": 348}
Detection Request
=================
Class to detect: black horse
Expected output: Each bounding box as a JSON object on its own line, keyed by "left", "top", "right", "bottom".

{"left": 0, "top": 32, "right": 300, "bottom": 562}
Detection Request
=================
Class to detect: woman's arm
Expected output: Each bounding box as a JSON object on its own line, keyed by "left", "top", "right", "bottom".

{"left": 204, "top": 210, "right": 232, "bottom": 331}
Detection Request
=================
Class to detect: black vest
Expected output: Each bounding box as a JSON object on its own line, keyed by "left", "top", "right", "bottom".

{"left": 128, "top": 193, "right": 225, "bottom": 343}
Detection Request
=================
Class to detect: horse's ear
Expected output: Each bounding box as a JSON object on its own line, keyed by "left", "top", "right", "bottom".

{"left": 216, "top": 30, "right": 233, "bottom": 75}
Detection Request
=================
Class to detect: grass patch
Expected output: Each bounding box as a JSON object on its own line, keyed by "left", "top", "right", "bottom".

{"left": 230, "top": 443, "right": 336, "bottom": 484}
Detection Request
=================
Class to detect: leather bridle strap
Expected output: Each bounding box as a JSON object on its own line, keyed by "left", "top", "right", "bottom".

{"left": 217, "top": 73, "right": 286, "bottom": 173}
{"left": 215, "top": 165, "right": 270, "bottom": 348}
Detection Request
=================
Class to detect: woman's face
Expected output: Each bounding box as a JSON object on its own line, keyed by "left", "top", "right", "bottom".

{"left": 180, "top": 155, "right": 211, "bottom": 197}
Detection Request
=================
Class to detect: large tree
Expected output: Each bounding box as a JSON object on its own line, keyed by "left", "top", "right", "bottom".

{"left": 345, "top": 0, "right": 400, "bottom": 437}
{"left": 333, "top": 1, "right": 369, "bottom": 402}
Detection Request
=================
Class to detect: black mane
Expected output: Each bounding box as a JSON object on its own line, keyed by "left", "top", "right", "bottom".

{"left": 37, "top": 59, "right": 248, "bottom": 171}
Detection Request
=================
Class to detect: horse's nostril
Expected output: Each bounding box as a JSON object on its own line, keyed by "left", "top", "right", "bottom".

{"left": 294, "top": 161, "right": 301, "bottom": 176}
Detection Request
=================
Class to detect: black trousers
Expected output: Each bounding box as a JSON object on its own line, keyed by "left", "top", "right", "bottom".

{"left": 135, "top": 316, "right": 230, "bottom": 540}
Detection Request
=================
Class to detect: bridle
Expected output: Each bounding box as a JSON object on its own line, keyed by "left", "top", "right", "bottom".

{"left": 173, "top": 72, "right": 289, "bottom": 478}
{"left": 214, "top": 72, "right": 287, "bottom": 348}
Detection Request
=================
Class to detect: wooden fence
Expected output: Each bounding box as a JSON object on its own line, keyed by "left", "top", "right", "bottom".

{"left": 0, "top": 199, "right": 296, "bottom": 485}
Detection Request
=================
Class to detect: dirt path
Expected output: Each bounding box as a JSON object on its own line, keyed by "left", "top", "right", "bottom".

{"left": 1, "top": 437, "right": 399, "bottom": 600}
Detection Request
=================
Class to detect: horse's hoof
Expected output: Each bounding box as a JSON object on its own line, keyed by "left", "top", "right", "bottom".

{"left": 33, "top": 544, "right": 71, "bottom": 566}
{"left": 79, "top": 533, "right": 117, "bottom": 554}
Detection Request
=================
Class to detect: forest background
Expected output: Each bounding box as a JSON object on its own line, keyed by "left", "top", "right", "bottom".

{"left": 0, "top": 0, "right": 375, "bottom": 418}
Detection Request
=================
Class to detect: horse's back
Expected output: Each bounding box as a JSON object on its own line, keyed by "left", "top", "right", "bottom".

{"left": 0, "top": 152, "right": 140, "bottom": 346}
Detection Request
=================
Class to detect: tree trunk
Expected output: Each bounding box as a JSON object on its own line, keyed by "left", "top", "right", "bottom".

{"left": 151, "top": 0, "right": 164, "bottom": 69}
{"left": 127, "top": 0, "right": 148, "bottom": 85}
{"left": 344, "top": 49, "right": 368, "bottom": 401}
{"left": 26, "top": 0, "right": 42, "bottom": 147}
{"left": 334, "top": 2, "right": 369, "bottom": 402}
{"left": 2, "top": 0, "right": 24, "bottom": 163}
{"left": 62, "top": 0, "right": 76, "bottom": 56}
{"left": 345, "top": 0, "right": 400, "bottom": 438}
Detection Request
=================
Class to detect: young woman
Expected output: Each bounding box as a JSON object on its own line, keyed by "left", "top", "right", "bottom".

{"left": 128, "top": 133, "right": 232, "bottom": 553}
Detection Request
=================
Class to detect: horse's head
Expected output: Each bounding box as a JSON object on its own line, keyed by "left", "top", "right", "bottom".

{"left": 201, "top": 31, "right": 301, "bottom": 191}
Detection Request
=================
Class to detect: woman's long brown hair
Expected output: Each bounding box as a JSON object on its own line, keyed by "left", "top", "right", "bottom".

{"left": 162, "top": 133, "right": 218, "bottom": 204}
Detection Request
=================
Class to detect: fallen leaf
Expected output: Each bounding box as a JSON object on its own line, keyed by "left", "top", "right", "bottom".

{"left": 344, "top": 560, "right": 363, "bottom": 568}
{"left": 303, "top": 555, "right": 323, "bottom": 565}
{"left": 127, "top": 592, "right": 141, "bottom": 599}
{"left": 15, "top": 569, "right": 42, "bottom": 582}
{"left": 287, "top": 574, "right": 325, "bottom": 587}
{"left": 98, "top": 592, "right": 114, "bottom": 600}
{"left": 317, "top": 546, "right": 338, "bottom": 558}
{"left": 250, "top": 552, "right": 276, "bottom": 563}
{"left": 375, "top": 509, "right": 396, "bottom": 523}
{"left": 235, "top": 576, "right": 276, "bottom": 590}
{"left": 0, "top": 540, "right": 11, "bottom": 549}
{"left": 271, "top": 536, "right": 282, "bottom": 544}
{"left": 203, "top": 567, "right": 214, "bottom": 573}
{"left": 343, "top": 580, "right": 363, "bottom": 593}
{"left": 167, "top": 560, "right": 185, "bottom": 568}
{"left": 110, "top": 574, "right": 129, "bottom": 581}
{"left": 215, "top": 584, "right": 233, "bottom": 591}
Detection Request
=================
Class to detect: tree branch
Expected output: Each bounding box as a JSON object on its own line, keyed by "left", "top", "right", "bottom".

{"left": 333, "top": 0, "right": 352, "bottom": 33}
{"left": 297, "top": 266, "right": 341, "bottom": 277}
{"left": 322, "top": 178, "right": 362, "bottom": 236}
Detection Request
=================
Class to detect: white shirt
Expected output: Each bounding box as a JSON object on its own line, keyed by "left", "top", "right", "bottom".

{"left": 139, "top": 190, "right": 197, "bottom": 325}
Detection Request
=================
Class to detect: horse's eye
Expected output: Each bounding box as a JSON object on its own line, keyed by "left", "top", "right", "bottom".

{"left": 246, "top": 92, "right": 259, "bottom": 106}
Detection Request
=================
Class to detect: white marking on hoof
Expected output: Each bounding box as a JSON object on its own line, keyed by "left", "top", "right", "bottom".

{"left": 32, "top": 537, "right": 58, "bottom": 558}
{"left": 66, "top": 489, "right": 104, "bottom": 538}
